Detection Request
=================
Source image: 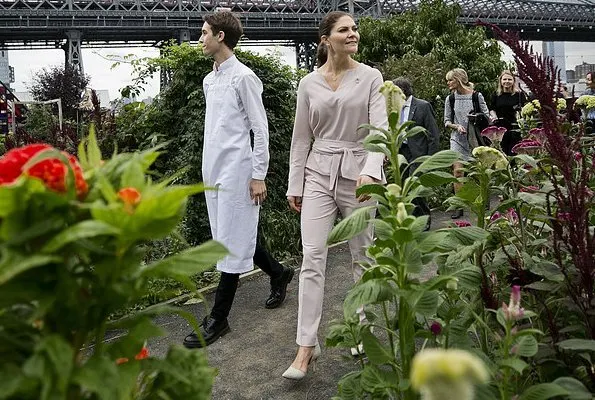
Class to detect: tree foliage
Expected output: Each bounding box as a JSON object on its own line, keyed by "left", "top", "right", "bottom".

{"left": 106, "top": 44, "right": 302, "bottom": 258}
{"left": 357, "top": 0, "right": 505, "bottom": 109}
{"left": 28, "top": 65, "right": 90, "bottom": 119}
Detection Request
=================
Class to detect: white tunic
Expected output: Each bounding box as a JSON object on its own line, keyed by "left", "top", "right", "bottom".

{"left": 202, "top": 55, "right": 270, "bottom": 274}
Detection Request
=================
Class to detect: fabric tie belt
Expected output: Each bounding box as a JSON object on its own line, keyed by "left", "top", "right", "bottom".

{"left": 311, "top": 138, "right": 367, "bottom": 193}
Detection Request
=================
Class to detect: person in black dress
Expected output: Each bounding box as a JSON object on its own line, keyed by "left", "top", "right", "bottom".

{"left": 490, "top": 70, "right": 527, "bottom": 155}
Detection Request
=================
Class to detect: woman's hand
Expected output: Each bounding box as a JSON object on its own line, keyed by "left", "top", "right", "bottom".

{"left": 356, "top": 175, "right": 377, "bottom": 202}
{"left": 456, "top": 124, "right": 466, "bottom": 134}
{"left": 287, "top": 196, "right": 302, "bottom": 213}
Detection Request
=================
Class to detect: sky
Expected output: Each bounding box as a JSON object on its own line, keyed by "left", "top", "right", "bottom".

{"left": 7, "top": 41, "right": 595, "bottom": 103}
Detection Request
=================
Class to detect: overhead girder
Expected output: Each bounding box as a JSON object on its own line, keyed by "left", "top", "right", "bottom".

{"left": 0, "top": 0, "right": 593, "bottom": 48}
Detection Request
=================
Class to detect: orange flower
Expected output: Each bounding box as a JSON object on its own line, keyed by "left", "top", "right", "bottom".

{"left": 115, "top": 347, "right": 149, "bottom": 365}
{"left": 118, "top": 187, "right": 141, "bottom": 205}
{"left": 115, "top": 357, "right": 129, "bottom": 365}
{"left": 135, "top": 347, "right": 149, "bottom": 360}
{"left": 0, "top": 143, "right": 88, "bottom": 199}
{"left": 117, "top": 187, "right": 141, "bottom": 213}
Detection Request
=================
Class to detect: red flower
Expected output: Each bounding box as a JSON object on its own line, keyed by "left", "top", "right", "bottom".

{"left": 0, "top": 143, "right": 88, "bottom": 198}
{"left": 454, "top": 220, "right": 472, "bottom": 228}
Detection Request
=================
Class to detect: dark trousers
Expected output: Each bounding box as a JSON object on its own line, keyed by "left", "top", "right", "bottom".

{"left": 210, "top": 243, "right": 284, "bottom": 321}
{"left": 400, "top": 144, "right": 431, "bottom": 220}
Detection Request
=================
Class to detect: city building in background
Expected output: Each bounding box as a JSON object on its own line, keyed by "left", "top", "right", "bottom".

{"left": 576, "top": 62, "right": 595, "bottom": 81}
{"left": 542, "top": 41, "right": 567, "bottom": 82}
{"left": 0, "top": 50, "right": 14, "bottom": 88}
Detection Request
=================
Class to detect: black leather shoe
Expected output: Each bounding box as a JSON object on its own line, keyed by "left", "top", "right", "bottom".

{"left": 451, "top": 209, "right": 464, "bottom": 219}
{"left": 265, "top": 266, "right": 294, "bottom": 309}
{"left": 183, "top": 316, "right": 230, "bottom": 348}
{"left": 424, "top": 216, "right": 432, "bottom": 231}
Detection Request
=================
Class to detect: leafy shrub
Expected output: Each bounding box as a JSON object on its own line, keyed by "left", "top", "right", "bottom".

{"left": 0, "top": 129, "right": 225, "bottom": 399}
{"left": 112, "top": 44, "right": 302, "bottom": 259}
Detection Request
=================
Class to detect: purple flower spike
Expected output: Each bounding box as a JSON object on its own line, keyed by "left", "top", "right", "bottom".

{"left": 557, "top": 212, "right": 571, "bottom": 221}
{"left": 490, "top": 211, "right": 502, "bottom": 222}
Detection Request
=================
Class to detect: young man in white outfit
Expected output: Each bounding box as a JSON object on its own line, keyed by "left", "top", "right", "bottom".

{"left": 183, "top": 11, "right": 293, "bottom": 348}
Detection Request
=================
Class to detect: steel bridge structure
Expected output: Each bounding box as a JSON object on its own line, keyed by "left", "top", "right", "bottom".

{"left": 1, "top": 0, "right": 594, "bottom": 73}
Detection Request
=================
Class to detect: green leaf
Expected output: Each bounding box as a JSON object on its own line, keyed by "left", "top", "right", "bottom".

{"left": 343, "top": 279, "right": 395, "bottom": 317}
{"left": 120, "top": 156, "right": 146, "bottom": 190}
{"left": 393, "top": 227, "right": 413, "bottom": 244}
{"left": 557, "top": 339, "right": 595, "bottom": 352}
{"left": 0, "top": 248, "right": 61, "bottom": 285}
{"left": 72, "top": 356, "right": 120, "bottom": 400}
{"left": 528, "top": 260, "right": 564, "bottom": 282}
{"left": 360, "top": 364, "right": 398, "bottom": 392}
{"left": 23, "top": 335, "right": 74, "bottom": 397}
{"left": 361, "top": 329, "right": 393, "bottom": 365}
{"left": 518, "top": 383, "right": 568, "bottom": 400}
{"left": 498, "top": 358, "right": 529, "bottom": 374}
{"left": 41, "top": 220, "right": 121, "bottom": 253}
{"left": 135, "top": 184, "right": 206, "bottom": 221}
{"left": 552, "top": 377, "right": 592, "bottom": 400}
{"left": 518, "top": 192, "right": 547, "bottom": 207}
{"left": 513, "top": 153, "right": 538, "bottom": 169}
{"left": 515, "top": 335, "right": 539, "bottom": 357}
{"left": 372, "top": 219, "right": 394, "bottom": 241}
{"left": 474, "top": 383, "right": 499, "bottom": 400}
{"left": 142, "top": 240, "right": 226, "bottom": 286}
{"left": 418, "top": 231, "right": 449, "bottom": 253}
{"left": 6, "top": 216, "right": 64, "bottom": 246}
{"left": 418, "top": 170, "right": 459, "bottom": 187}
{"left": 446, "top": 226, "right": 489, "bottom": 246}
{"left": 337, "top": 371, "right": 363, "bottom": 400}
{"left": 411, "top": 290, "right": 439, "bottom": 316}
{"left": 363, "top": 133, "right": 389, "bottom": 145}
{"left": 388, "top": 111, "right": 399, "bottom": 129}
{"left": 412, "top": 150, "right": 459, "bottom": 173}
{"left": 328, "top": 206, "right": 375, "bottom": 245}
{"left": 525, "top": 281, "right": 560, "bottom": 291}
{"left": 355, "top": 183, "right": 387, "bottom": 198}
{"left": 82, "top": 123, "right": 104, "bottom": 169}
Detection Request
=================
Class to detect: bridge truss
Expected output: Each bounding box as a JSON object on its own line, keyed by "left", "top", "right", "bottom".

{"left": 0, "top": 0, "right": 594, "bottom": 72}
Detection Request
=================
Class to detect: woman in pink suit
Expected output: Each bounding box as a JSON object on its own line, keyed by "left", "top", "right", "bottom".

{"left": 283, "top": 11, "right": 388, "bottom": 380}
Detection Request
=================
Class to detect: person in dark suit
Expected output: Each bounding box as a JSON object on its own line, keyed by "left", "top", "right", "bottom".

{"left": 393, "top": 77, "right": 441, "bottom": 230}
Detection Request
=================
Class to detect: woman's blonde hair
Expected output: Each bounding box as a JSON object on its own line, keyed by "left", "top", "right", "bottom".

{"left": 496, "top": 70, "right": 520, "bottom": 95}
{"left": 446, "top": 68, "right": 474, "bottom": 92}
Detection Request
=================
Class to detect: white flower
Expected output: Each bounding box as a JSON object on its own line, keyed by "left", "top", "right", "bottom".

{"left": 379, "top": 81, "right": 406, "bottom": 121}
{"left": 411, "top": 349, "right": 489, "bottom": 400}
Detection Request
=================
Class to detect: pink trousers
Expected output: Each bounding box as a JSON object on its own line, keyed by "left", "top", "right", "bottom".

{"left": 296, "top": 167, "right": 374, "bottom": 346}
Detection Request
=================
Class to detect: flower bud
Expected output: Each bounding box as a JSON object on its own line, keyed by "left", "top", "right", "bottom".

{"left": 446, "top": 278, "right": 458, "bottom": 291}
{"left": 396, "top": 202, "right": 407, "bottom": 223}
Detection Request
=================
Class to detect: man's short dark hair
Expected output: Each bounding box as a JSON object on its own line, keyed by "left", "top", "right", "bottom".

{"left": 392, "top": 77, "right": 413, "bottom": 98}
{"left": 204, "top": 12, "right": 243, "bottom": 50}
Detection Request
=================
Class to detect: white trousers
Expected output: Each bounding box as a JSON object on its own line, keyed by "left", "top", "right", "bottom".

{"left": 296, "top": 168, "right": 374, "bottom": 346}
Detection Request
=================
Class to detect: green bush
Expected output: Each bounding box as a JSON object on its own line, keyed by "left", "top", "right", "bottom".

{"left": 110, "top": 44, "right": 302, "bottom": 260}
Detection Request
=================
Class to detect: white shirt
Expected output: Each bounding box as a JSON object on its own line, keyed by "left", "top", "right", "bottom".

{"left": 401, "top": 95, "right": 413, "bottom": 124}
{"left": 202, "top": 55, "right": 269, "bottom": 274}
{"left": 203, "top": 55, "right": 269, "bottom": 184}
